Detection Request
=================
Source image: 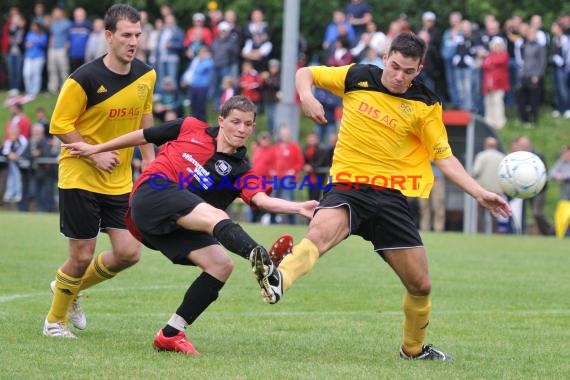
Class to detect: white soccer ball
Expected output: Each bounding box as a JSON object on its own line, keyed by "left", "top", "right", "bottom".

{"left": 498, "top": 151, "right": 547, "bottom": 199}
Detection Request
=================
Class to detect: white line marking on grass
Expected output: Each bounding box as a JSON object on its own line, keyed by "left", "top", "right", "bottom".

{"left": 0, "top": 284, "right": 181, "bottom": 303}
{"left": 3, "top": 287, "right": 570, "bottom": 317}
{"left": 201, "top": 310, "right": 570, "bottom": 318}
{"left": 0, "top": 293, "right": 41, "bottom": 302}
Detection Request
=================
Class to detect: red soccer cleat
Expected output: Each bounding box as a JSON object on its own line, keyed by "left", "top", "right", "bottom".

{"left": 268, "top": 235, "right": 294, "bottom": 266}
{"left": 153, "top": 329, "right": 200, "bottom": 356}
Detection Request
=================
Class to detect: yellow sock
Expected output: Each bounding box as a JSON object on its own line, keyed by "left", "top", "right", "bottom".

{"left": 278, "top": 238, "right": 320, "bottom": 290}
{"left": 80, "top": 253, "right": 117, "bottom": 291}
{"left": 402, "top": 291, "right": 432, "bottom": 356}
{"left": 47, "top": 269, "right": 82, "bottom": 323}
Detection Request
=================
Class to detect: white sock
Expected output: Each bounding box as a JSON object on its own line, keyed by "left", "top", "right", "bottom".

{"left": 167, "top": 314, "right": 188, "bottom": 331}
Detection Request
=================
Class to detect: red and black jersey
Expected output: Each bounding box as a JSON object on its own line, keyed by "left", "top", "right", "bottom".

{"left": 133, "top": 117, "right": 270, "bottom": 210}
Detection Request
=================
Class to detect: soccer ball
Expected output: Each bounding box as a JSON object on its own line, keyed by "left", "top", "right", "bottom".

{"left": 498, "top": 151, "right": 547, "bottom": 199}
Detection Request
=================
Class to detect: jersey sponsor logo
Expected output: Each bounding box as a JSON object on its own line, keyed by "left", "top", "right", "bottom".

{"left": 399, "top": 102, "right": 412, "bottom": 115}
{"left": 97, "top": 85, "right": 107, "bottom": 94}
{"left": 181, "top": 152, "right": 212, "bottom": 189}
{"left": 215, "top": 160, "right": 232, "bottom": 176}
{"left": 137, "top": 84, "right": 148, "bottom": 101}
{"left": 357, "top": 101, "right": 397, "bottom": 129}
{"left": 190, "top": 138, "right": 205, "bottom": 145}
{"left": 108, "top": 107, "right": 141, "bottom": 118}
{"left": 434, "top": 145, "right": 449, "bottom": 154}
{"left": 357, "top": 81, "right": 369, "bottom": 88}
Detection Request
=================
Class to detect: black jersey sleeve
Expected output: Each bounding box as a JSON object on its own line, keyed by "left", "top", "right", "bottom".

{"left": 143, "top": 118, "right": 183, "bottom": 146}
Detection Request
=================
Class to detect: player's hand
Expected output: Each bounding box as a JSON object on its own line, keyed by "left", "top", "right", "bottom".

{"left": 301, "top": 97, "right": 327, "bottom": 125}
{"left": 63, "top": 142, "right": 98, "bottom": 157}
{"left": 90, "top": 151, "right": 121, "bottom": 173}
{"left": 476, "top": 191, "right": 512, "bottom": 219}
{"left": 298, "top": 200, "right": 319, "bottom": 220}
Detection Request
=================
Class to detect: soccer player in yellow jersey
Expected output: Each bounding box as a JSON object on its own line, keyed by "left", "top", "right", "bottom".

{"left": 44, "top": 4, "right": 157, "bottom": 338}
{"left": 254, "top": 33, "right": 512, "bottom": 360}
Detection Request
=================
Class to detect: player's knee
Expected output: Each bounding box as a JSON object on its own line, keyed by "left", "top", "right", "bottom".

{"left": 407, "top": 278, "right": 432, "bottom": 296}
{"left": 208, "top": 209, "right": 231, "bottom": 228}
{"left": 197, "top": 203, "right": 230, "bottom": 226}
{"left": 69, "top": 242, "right": 96, "bottom": 268}
{"left": 72, "top": 253, "right": 95, "bottom": 270}
{"left": 205, "top": 255, "right": 234, "bottom": 281}
{"left": 115, "top": 247, "right": 141, "bottom": 266}
{"left": 217, "top": 256, "right": 234, "bottom": 280}
{"left": 305, "top": 227, "right": 332, "bottom": 253}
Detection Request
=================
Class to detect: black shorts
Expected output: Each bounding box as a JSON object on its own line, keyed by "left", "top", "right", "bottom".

{"left": 130, "top": 181, "right": 218, "bottom": 265}
{"left": 317, "top": 183, "right": 423, "bottom": 255}
{"left": 59, "top": 188, "right": 130, "bottom": 240}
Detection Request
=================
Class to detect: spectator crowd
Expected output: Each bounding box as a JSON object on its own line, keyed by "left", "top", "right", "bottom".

{"left": 0, "top": 1, "right": 569, "bottom": 236}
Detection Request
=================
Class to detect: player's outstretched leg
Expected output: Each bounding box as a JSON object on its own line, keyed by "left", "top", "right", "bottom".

{"left": 399, "top": 344, "right": 455, "bottom": 361}
{"left": 250, "top": 246, "right": 283, "bottom": 304}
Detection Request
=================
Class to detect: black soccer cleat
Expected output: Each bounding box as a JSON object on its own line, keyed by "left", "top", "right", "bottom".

{"left": 250, "top": 246, "right": 282, "bottom": 304}
{"left": 399, "top": 344, "right": 455, "bottom": 361}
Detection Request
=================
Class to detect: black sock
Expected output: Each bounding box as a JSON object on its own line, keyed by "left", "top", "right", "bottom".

{"left": 163, "top": 272, "right": 225, "bottom": 335}
{"left": 213, "top": 219, "right": 258, "bottom": 259}
{"left": 162, "top": 325, "right": 180, "bottom": 337}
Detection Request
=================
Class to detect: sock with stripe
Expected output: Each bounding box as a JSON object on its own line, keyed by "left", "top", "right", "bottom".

{"left": 47, "top": 269, "right": 82, "bottom": 323}
{"left": 80, "top": 253, "right": 117, "bottom": 291}
{"left": 402, "top": 291, "right": 432, "bottom": 356}
{"left": 162, "top": 272, "right": 225, "bottom": 337}
{"left": 277, "top": 238, "right": 320, "bottom": 291}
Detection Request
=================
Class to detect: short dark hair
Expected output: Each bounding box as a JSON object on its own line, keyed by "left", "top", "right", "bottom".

{"left": 104, "top": 4, "right": 140, "bottom": 33}
{"left": 388, "top": 32, "right": 426, "bottom": 62}
{"left": 220, "top": 96, "right": 257, "bottom": 119}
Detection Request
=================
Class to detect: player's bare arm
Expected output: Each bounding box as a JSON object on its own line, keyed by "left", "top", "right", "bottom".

{"left": 435, "top": 156, "right": 511, "bottom": 218}
{"left": 64, "top": 129, "right": 147, "bottom": 158}
{"left": 251, "top": 191, "right": 318, "bottom": 220}
{"left": 295, "top": 67, "right": 327, "bottom": 124}
{"left": 56, "top": 130, "right": 120, "bottom": 173}
{"left": 138, "top": 113, "right": 156, "bottom": 171}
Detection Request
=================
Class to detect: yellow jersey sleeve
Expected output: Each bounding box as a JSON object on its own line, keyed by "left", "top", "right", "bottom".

{"left": 310, "top": 65, "right": 353, "bottom": 97}
{"left": 49, "top": 80, "right": 88, "bottom": 136}
{"left": 414, "top": 101, "right": 452, "bottom": 161}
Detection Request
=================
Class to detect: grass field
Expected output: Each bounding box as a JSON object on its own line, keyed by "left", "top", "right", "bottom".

{"left": 1, "top": 211, "right": 569, "bottom": 379}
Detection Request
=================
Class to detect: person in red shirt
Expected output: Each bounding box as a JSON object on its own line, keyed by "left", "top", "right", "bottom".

{"left": 183, "top": 12, "right": 213, "bottom": 61}
{"left": 238, "top": 60, "right": 263, "bottom": 107}
{"left": 271, "top": 126, "right": 304, "bottom": 224}
{"left": 250, "top": 131, "right": 275, "bottom": 222}
{"left": 5, "top": 103, "right": 32, "bottom": 139}
{"left": 481, "top": 37, "right": 510, "bottom": 129}
{"left": 252, "top": 131, "right": 275, "bottom": 184}
{"left": 303, "top": 131, "right": 329, "bottom": 201}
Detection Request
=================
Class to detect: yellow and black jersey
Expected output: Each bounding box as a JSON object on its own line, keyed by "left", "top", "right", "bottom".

{"left": 50, "top": 56, "right": 156, "bottom": 195}
{"left": 310, "top": 64, "right": 452, "bottom": 198}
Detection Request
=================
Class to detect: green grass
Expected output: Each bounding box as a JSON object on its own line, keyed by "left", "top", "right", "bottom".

{"left": 1, "top": 211, "right": 569, "bottom": 379}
